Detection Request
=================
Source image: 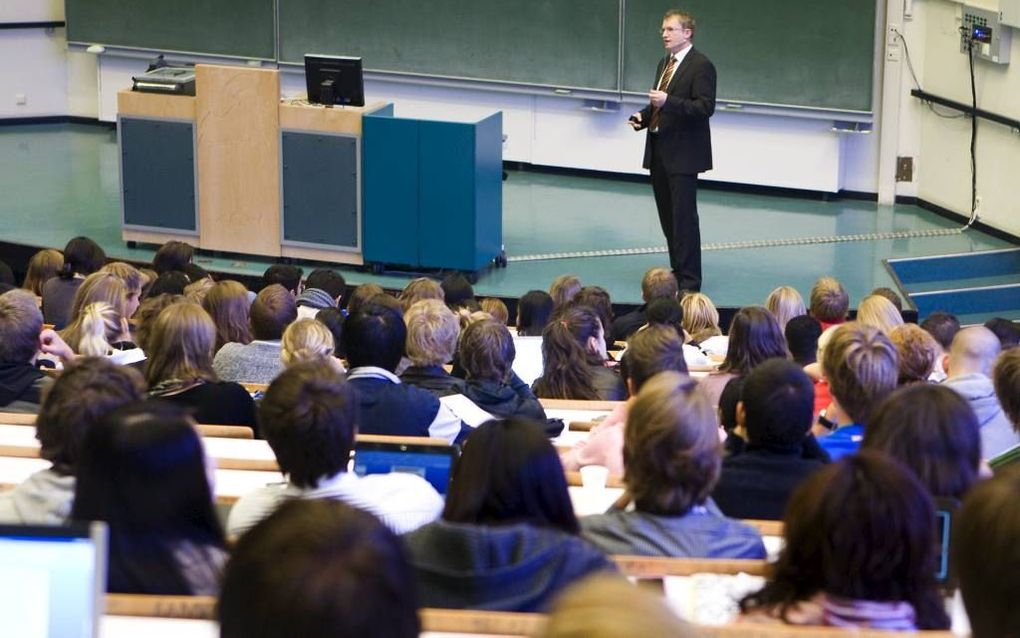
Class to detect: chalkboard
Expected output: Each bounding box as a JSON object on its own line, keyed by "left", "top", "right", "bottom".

{"left": 623, "top": 0, "right": 877, "bottom": 112}
{"left": 65, "top": 0, "right": 275, "bottom": 59}
{"left": 278, "top": 0, "right": 621, "bottom": 91}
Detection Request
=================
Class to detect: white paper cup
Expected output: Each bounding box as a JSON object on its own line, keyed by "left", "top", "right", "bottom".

{"left": 580, "top": 465, "right": 610, "bottom": 490}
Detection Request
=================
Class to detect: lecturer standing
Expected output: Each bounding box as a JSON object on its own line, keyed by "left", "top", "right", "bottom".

{"left": 630, "top": 9, "right": 716, "bottom": 293}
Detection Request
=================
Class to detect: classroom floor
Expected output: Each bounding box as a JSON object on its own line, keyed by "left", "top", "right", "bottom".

{"left": 0, "top": 122, "right": 1013, "bottom": 310}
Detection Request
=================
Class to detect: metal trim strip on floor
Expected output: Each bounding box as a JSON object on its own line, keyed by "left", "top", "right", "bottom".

{"left": 507, "top": 227, "right": 966, "bottom": 263}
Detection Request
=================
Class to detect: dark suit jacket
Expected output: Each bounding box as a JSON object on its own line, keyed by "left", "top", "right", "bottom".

{"left": 638, "top": 47, "right": 716, "bottom": 175}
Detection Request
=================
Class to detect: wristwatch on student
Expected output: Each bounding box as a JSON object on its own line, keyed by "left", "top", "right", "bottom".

{"left": 817, "top": 409, "right": 837, "bottom": 431}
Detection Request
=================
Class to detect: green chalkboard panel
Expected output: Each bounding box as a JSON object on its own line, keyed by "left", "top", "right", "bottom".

{"left": 65, "top": 0, "right": 275, "bottom": 59}
{"left": 279, "top": 0, "right": 621, "bottom": 91}
{"left": 623, "top": 0, "right": 877, "bottom": 112}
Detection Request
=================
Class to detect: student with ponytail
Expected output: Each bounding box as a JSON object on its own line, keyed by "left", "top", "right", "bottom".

{"left": 72, "top": 302, "right": 145, "bottom": 366}
{"left": 532, "top": 306, "right": 625, "bottom": 401}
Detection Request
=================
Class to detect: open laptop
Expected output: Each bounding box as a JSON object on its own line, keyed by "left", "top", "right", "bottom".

{"left": 0, "top": 522, "right": 107, "bottom": 638}
{"left": 353, "top": 441, "right": 459, "bottom": 495}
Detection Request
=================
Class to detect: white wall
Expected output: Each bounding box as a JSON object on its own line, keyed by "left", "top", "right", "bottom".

{"left": 910, "top": 0, "right": 1020, "bottom": 237}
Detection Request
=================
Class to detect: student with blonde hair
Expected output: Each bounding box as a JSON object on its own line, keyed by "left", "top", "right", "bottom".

{"left": 680, "top": 292, "right": 724, "bottom": 351}
{"left": 479, "top": 297, "right": 509, "bottom": 325}
{"left": 100, "top": 262, "right": 144, "bottom": 319}
{"left": 765, "top": 286, "right": 806, "bottom": 333}
{"left": 280, "top": 318, "right": 343, "bottom": 372}
{"left": 889, "top": 323, "right": 940, "bottom": 386}
{"left": 582, "top": 371, "right": 765, "bottom": 558}
{"left": 61, "top": 271, "right": 128, "bottom": 337}
{"left": 855, "top": 294, "right": 903, "bottom": 335}
{"left": 70, "top": 302, "right": 145, "bottom": 366}
{"left": 541, "top": 576, "right": 689, "bottom": 638}
{"left": 202, "top": 280, "right": 253, "bottom": 353}
{"left": 146, "top": 303, "right": 256, "bottom": 429}
{"left": 398, "top": 277, "right": 444, "bottom": 311}
{"left": 400, "top": 299, "right": 466, "bottom": 397}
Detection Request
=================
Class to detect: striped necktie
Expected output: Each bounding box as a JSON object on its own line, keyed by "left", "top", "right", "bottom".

{"left": 649, "top": 55, "right": 677, "bottom": 131}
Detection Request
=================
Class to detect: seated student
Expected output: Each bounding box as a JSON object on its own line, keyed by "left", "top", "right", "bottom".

{"left": 739, "top": 451, "right": 949, "bottom": 631}
{"left": 41, "top": 236, "right": 106, "bottom": 329}
{"left": 713, "top": 359, "right": 828, "bottom": 521}
{"left": 862, "top": 384, "right": 980, "bottom": 501}
{"left": 571, "top": 286, "right": 614, "bottom": 353}
{"left": 442, "top": 272, "right": 480, "bottom": 313}
{"left": 147, "top": 270, "right": 189, "bottom": 297}
{"left": 146, "top": 302, "right": 257, "bottom": 430}
{"left": 402, "top": 417, "right": 615, "bottom": 612}
{"left": 680, "top": 292, "right": 724, "bottom": 350}
{"left": 100, "top": 261, "right": 144, "bottom": 320}
{"left": 59, "top": 271, "right": 133, "bottom": 353}
{"left": 201, "top": 280, "right": 253, "bottom": 353}
{"left": 214, "top": 283, "right": 296, "bottom": 384}
{"left": 953, "top": 466, "right": 1020, "bottom": 638}
{"left": 280, "top": 318, "right": 344, "bottom": 372}
{"left": 221, "top": 500, "right": 420, "bottom": 638}
{"left": 0, "top": 290, "right": 75, "bottom": 413}
{"left": 920, "top": 310, "right": 960, "bottom": 383}
{"left": 152, "top": 240, "right": 194, "bottom": 275}
{"left": 532, "top": 305, "right": 626, "bottom": 401}
{"left": 459, "top": 318, "right": 546, "bottom": 420}
{"left": 888, "top": 323, "right": 940, "bottom": 386}
{"left": 808, "top": 276, "right": 849, "bottom": 332}
{"left": 994, "top": 347, "right": 1020, "bottom": 433}
{"left": 549, "top": 274, "right": 582, "bottom": 312}
{"left": 582, "top": 372, "right": 765, "bottom": 558}
{"left": 516, "top": 289, "right": 554, "bottom": 337}
{"left": 985, "top": 317, "right": 1020, "bottom": 350}
{"left": 0, "top": 358, "right": 144, "bottom": 524}
{"left": 815, "top": 323, "right": 898, "bottom": 460}
{"left": 765, "top": 285, "right": 806, "bottom": 333}
{"left": 262, "top": 264, "right": 303, "bottom": 296}
{"left": 699, "top": 305, "right": 789, "bottom": 409}
{"left": 398, "top": 277, "right": 444, "bottom": 312}
{"left": 399, "top": 299, "right": 466, "bottom": 397}
{"left": 561, "top": 325, "right": 688, "bottom": 476}
{"left": 344, "top": 303, "right": 465, "bottom": 443}
{"left": 856, "top": 294, "right": 904, "bottom": 336}
{"left": 62, "top": 302, "right": 145, "bottom": 366}
{"left": 479, "top": 297, "right": 509, "bottom": 325}
{"left": 610, "top": 267, "right": 678, "bottom": 344}
{"left": 295, "top": 268, "right": 345, "bottom": 320}
{"left": 943, "top": 326, "right": 1019, "bottom": 459}
{"left": 346, "top": 282, "right": 384, "bottom": 317}
{"left": 21, "top": 248, "right": 63, "bottom": 303}
{"left": 71, "top": 401, "right": 228, "bottom": 595}
{"left": 227, "top": 362, "right": 442, "bottom": 537}
{"left": 540, "top": 575, "right": 689, "bottom": 638}
{"left": 785, "top": 314, "right": 822, "bottom": 367}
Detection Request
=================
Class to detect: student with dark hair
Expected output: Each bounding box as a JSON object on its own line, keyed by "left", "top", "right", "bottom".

{"left": 740, "top": 451, "right": 949, "bottom": 630}
{"left": 712, "top": 359, "right": 827, "bottom": 520}
{"left": 816, "top": 322, "right": 898, "bottom": 460}
{"left": 785, "top": 315, "right": 822, "bottom": 367}
{"left": 345, "top": 303, "right": 465, "bottom": 443}
{"left": 532, "top": 305, "right": 625, "bottom": 401}
{"left": 227, "top": 362, "right": 442, "bottom": 536}
{"left": 261, "top": 264, "right": 303, "bottom": 295}
{"left": 71, "top": 401, "right": 228, "bottom": 594}
{"left": 610, "top": 267, "right": 678, "bottom": 343}
{"left": 549, "top": 275, "right": 582, "bottom": 311}
{"left": 920, "top": 311, "right": 961, "bottom": 350}
{"left": 295, "top": 268, "right": 346, "bottom": 320}
{"left": 699, "top": 305, "right": 788, "bottom": 409}
{"left": 0, "top": 358, "right": 144, "bottom": 524}
{"left": 152, "top": 240, "right": 194, "bottom": 275}
{"left": 42, "top": 236, "right": 106, "bottom": 328}
{"left": 314, "top": 307, "right": 346, "bottom": 357}
{"left": 994, "top": 348, "right": 1020, "bottom": 431}
{"left": 953, "top": 466, "right": 1020, "bottom": 638}
{"left": 984, "top": 317, "right": 1020, "bottom": 350}
{"left": 441, "top": 272, "right": 478, "bottom": 312}
{"left": 0, "top": 290, "right": 75, "bottom": 413}
{"left": 403, "top": 417, "right": 615, "bottom": 611}
{"left": 146, "top": 303, "right": 256, "bottom": 429}
{"left": 571, "top": 286, "right": 614, "bottom": 352}
{"left": 870, "top": 286, "right": 904, "bottom": 312}
{"left": 213, "top": 283, "right": 296, "bottom": 384}
{"left": 201, "top": 280, "right": 253, "bottom": 353}
{"left": 582, "top": 372, "right": 764, "bottom": 558}
{"left": 862, "top": 384, "right": 980, "bottom": 501}
{"left": 346, "top": 282, "right": 384, "bottom": 316}
{"left": 516, "top": 289, "right": 554, "bottom": 337}
{"left": 221, "top": 499, "right": 420, "bottom": 638}
{"left": 147, "top": 271, "right": 190, "bottom": 297}
{"left": 459, "top": 318, "right": 546, "bottom": 420}
{"left": 561, "top": 325, "right": 688, "bottom": 476}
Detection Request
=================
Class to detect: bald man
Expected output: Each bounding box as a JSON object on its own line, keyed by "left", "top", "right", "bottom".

{"left": 944, "top": 326, "right": 1018, "bottom": 459}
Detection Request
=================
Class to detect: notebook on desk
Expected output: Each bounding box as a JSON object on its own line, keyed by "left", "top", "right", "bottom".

{"left": 353, "top": 441, "right": 459, "bottom": 495}
{"left": 0, "top": 522, "right": 107, "bottom": 638}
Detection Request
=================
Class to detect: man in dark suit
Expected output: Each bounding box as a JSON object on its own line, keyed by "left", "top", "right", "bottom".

{"left": 630, "top": 9, "right": 716, "bottom": 292}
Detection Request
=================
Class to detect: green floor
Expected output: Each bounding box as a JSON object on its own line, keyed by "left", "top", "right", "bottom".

{"left": 1, "top": 122, "right": 1013, "bottom": 307}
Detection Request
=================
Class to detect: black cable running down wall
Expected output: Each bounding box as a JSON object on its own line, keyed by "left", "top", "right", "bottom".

{"left": 910, "top": 89, "right": 1020, "bottom": 132}
{"left": 0, "top": 22, "right": 65, "bottom": 30}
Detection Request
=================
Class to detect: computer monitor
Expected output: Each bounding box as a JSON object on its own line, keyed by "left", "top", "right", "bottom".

{"left": 304, "top": 54, "right": 365, "bottom": 107}
{"left": 0, "top": 522, "right": 108, "bottom": 638}
{"left": 352, "top": 441, "right": 458, "bottom": 495}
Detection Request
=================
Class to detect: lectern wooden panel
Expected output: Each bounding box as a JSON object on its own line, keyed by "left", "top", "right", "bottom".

{"left": 195, "top": 65, "right": 281, "bottom": 256}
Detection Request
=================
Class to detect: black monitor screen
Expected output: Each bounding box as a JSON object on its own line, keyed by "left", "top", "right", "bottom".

{"left": 305, "top": 54, "right": 365, "bottom": 107}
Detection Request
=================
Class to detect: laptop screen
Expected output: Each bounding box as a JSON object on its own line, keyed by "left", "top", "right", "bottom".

{"left": 0, "top": 522, "right": 107, "bottom": 638}
{"left": 353, "top": 442, "right": 458, "bottom": 495}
